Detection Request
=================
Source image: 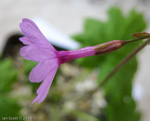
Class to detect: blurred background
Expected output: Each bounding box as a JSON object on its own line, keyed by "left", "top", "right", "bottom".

{"left": 0, "top": 0, "right": 150, "bottom": 121}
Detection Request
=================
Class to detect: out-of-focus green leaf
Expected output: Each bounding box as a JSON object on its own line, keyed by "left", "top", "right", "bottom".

{"left": 0, "top": 57, "right": 23, "bottom": 120}
{"left": 0, "top": 58, "right": 17, "bottom": 92}
{"left": 73, "top": 7, "right": 146, "bottom": 69}
{"left": 0, "top": 94, "right": 23, "bottom": 120}
{"left": 22, "top": 59, "right": 40, "bottom": 92}
{"left": 67, "top": 110, "right": 101, "bottom": 121}
{"left": 73, "top": 7, "right": 146, "bottom": 121}
{"left": 23, "top": 59, "right": 37, "bottom": 75}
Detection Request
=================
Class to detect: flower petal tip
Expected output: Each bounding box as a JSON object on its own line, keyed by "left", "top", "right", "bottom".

{"left": 22, "top": 18, "right": 29, "bottom": 22}
{"left": 32, "top": 96, "right": 44, "bottom": 104}
{"left": 32, "top": 98, "right": 37, "bottom": 104}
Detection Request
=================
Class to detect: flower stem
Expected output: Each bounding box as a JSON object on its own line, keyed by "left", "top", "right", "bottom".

{"left": 124, "top": 36, "right": 150, "bottom": 44}
{"left": 99, "top": 39, "right": 150, "bottom": 87}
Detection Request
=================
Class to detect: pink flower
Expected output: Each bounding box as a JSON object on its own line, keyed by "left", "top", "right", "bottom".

{"left": 19, "top": 18, "right": 125, "bottom": 103}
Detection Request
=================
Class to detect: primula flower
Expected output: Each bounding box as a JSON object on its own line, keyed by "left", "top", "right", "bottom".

{"left": 19, "top": 18, "right": 125, "bottom": 103}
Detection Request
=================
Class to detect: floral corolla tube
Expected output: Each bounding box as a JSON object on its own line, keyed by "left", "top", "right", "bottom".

{"left": 19, "top": 18, "right": 125, "bottom": 103}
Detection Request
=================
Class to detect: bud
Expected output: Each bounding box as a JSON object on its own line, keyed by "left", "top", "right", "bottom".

{"left": 94, "top": 40, "right": 125, "bottom": 55}
{"left": 132, "top": 32, "right": 150, "bottom": 38}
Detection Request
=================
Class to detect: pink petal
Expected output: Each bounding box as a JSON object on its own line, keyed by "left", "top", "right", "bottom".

{"left": 29, "top": 59, "right": 59, "bottom": 83}
{"left": 20, "top": 22, "right": 46, "bottom": 44}
{"left": 20, "top": 44, "right": 56, "bottom": 62}
{"left": 19, "top": 18, "right": 55, "bottom": 50}
{"left": 22, "top": 18, "right": 39, "bottom": 30}
{"left": 32, "top": 64, "right": 58, "bottom": 103}
{"left": 20, "top": 37, "right": 31, "bottom": 45}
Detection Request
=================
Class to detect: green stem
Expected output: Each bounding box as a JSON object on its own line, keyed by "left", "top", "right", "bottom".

{"left": 124, "top": 36, "right": 150, "bottom": 44}
{"left": 100, "top": 39, "right": 150, "bottom": 87}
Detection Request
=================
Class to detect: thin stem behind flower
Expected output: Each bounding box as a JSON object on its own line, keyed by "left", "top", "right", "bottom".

{"left": 124, "top": 36, "right": 150, "bottom": 44}
{"left": 100, "top": 39, "right": 150, "bottom": 87}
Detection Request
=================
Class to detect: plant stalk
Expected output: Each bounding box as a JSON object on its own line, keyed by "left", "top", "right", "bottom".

{"left": 100, "top": 39, "right": 150, "bottom": 87}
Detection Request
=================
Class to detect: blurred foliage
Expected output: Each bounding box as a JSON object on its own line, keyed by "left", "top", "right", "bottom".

{"left": 0, "top": 94, "right": 22, "bottom": 118}
{"left": 23, "top": 59, "right": 40, "bottom": 92}
{"left": 67, "top": 110, "right": 100, "bottom": 121}
{"left": 0, "top": 58, "right": 17, "bottom": 92}
{"left": 0, "top": 58, "right": 22, "bottom": 119}
{"left": 73, "top": 7, "right": 147, "bottom": 121}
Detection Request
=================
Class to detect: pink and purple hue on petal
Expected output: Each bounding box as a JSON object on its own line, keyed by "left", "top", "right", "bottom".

{"left": 19, "top": 18, "right": 125, "bottom": 103}
{"left": 20, "top": 18, "right": 60, "bottom": 103}
{"left": 19, "top": 18, "right": 97, "bottom": 103}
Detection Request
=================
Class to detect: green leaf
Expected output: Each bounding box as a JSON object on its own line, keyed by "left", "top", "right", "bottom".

{"left": 0, "top": 58, "right": 17, "bottom": 92}
{"left": 0, "top": 58, "right": 23, "bottom": 119}
{"left": 22, "top": 59, "right": 40, "bottom": 92}
{"left": 0, "top": 94, "right": 23, "bottom": 119}
{"left": 23, "top": 59, "right": 38, "bottom": 75}
{"left": 67, "top": 110, "right": 101, "bottom": 121}
{"left": 73, "top": 7, "right": 147, "bottom": 121}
